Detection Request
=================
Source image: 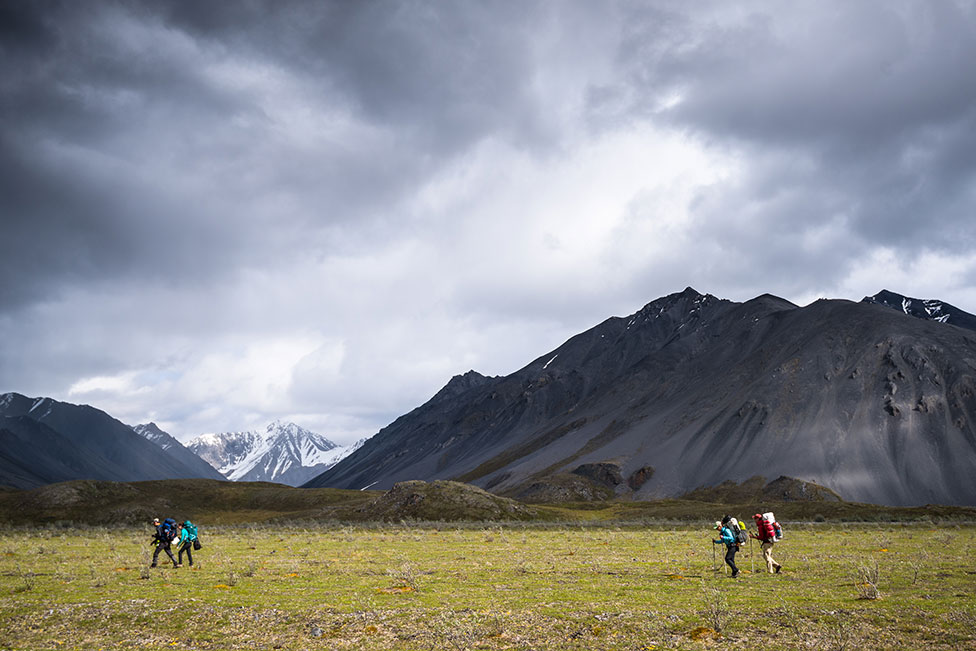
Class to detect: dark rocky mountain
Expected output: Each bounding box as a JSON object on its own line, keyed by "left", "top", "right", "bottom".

{"left": 306, "top": 288, "right": 976, "bottom": 506}
{"left": 0, "top": 393, "right": 225, "bottom": 489}
{"left": 131, "top": 423, "right": 224, "bottom": 481}
{"left": 863, "top": 290, "right": 976, "bottom": 331}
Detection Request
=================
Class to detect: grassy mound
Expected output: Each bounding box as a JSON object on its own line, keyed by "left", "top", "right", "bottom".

{"left": 681, "top": 475, "right": 842, "bottom": 503}
{"left": 357, "top": 480, "right": 543, "bottom": 522}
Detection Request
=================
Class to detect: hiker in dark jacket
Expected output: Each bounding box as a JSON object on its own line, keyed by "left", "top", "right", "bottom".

{"left": 712, "top": 519, "right": 740, "bottom": 578}
{"left": 150, "top": 517, "right": 178, "bottom": 568}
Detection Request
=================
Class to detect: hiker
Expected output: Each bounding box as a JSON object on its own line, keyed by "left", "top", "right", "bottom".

{"left": 176, "top": 520, "right": 199, "bottom": 567}
{"left": 712, "top": 517, "right": 740, "bottom": 578}
{"left": 150, "top": 517, "right": 178, "bottom": 568}
{"left": 750, "top": 513, "right": 783, "bottom": 574}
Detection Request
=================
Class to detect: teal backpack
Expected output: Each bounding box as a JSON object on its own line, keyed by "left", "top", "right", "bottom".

{"left": 183, "top": 521, "right": 198, "bottom": 540}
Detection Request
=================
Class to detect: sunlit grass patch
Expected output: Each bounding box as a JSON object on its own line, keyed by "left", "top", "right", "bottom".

{"left": 0, "top": 523, "right": 973, "bottom": 649}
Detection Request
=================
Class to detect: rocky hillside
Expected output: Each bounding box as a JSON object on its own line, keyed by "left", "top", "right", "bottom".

{"left": 307, "top": 288, "right": 976, "bottom": 506}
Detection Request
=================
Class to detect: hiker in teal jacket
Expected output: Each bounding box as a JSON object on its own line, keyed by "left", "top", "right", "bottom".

{"left": 712, "top": 520, "right": 740, "bottom": 578}
{"left": 176, "top": 521, "right": 197, "bottom": 567}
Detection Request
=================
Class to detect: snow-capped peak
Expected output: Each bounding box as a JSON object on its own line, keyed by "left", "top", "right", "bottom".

{"left": 186, "top": 422, "right": 360, "bottom": 486}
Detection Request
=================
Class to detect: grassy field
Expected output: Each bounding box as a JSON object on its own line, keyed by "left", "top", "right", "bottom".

{"left": 1, "top": 523, "right": 974, "bottom": 650}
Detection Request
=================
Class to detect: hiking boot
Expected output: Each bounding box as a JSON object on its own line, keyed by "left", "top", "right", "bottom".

{"left": 731, "top": 571, "right": 740, "bottom": 578}
{"left": 149, "top": 564, "right": 156, "bottom": 568}
{"left": 775, "top": 565, "right": 782, "bottom": 573}
{"left": 176, "top": 563, "right": 183, "bottom": 567}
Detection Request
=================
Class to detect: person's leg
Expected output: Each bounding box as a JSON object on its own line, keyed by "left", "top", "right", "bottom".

{"left": 725, "top": 546, "right": 739, "bottom": 576}
{"left": 768, "top": 543, "right": 782, "bottom": 572}
{"left": 762, "top": 542, "right": 777, "bottom": 573}
{"left": 151, "top": 544, "right": 161, "bottom": 567}
{"left": 163, "top": 544, "right": 177, "bottom": 567}
{"left": 185, "top": 542, "right": 193, "bottom": 566}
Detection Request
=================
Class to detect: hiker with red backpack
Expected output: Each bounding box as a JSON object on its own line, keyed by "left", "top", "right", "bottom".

{"left": 750, "top": 512, "right": 783, "bottom": 574}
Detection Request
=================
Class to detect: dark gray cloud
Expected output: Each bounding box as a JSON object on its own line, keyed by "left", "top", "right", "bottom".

{"left": 612, "top": 1, "right": 976, "bottom": 262}
{"left": 1, "top": 0, "right": 975, "bottom": 441}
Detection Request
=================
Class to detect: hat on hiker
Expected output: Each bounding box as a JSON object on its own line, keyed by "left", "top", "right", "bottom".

{"left": 753, "top": 513, "right": 762, "bottom": 521}
{"left": 713, "top": 521, "right": 722, "bottom": 530}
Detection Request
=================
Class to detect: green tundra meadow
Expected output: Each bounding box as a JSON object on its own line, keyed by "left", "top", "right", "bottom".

{"left": 1, "top": 523, "right": 974, "bottom": 650}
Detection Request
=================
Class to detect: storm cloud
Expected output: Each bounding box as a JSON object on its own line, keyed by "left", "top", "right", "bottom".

{"left": 2, "top": 0, "right": 975, "bottom": 443}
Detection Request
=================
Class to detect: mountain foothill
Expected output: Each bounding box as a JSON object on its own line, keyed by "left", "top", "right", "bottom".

{"left": 3, "top": 288, "right": 976, "bottom": 509}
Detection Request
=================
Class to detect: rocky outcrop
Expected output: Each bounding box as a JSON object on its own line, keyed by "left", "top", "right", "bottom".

{"left": 681, "top": 476, "right": 842, "bottom": 503}
{"left": 508, "top": 473, "right": 614, "bottom": 503}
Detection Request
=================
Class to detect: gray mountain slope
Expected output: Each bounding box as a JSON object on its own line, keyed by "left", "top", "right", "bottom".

{"left": 132, "top": 423, "right": 224, "bottom": 481}
{"left": 0, "top": 393, "right": 226, "bottom": 487}
{"left": 306, "top": 288, "right": 976, "bottom": 506}
{"left": 0, "top": 416, "right": 118, "bottom": 488}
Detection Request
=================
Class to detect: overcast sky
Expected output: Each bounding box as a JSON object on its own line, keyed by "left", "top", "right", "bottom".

{"left": 2, "top": 1, "right": 976, "bottom": 444}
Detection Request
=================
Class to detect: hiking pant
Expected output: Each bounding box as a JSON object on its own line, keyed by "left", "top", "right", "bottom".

{"left": 178, "top": 541, "right": 193, "bottom": 566}
{"left": 152, "top": 542, "right": 177, "bottom": 567}
{"left": 761, "top": 541, "right": 781, "bottom": 573}
{"left": 724, "top": 545, "right": 739, "bottom": 575}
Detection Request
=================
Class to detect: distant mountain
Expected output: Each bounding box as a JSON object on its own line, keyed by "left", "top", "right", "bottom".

{"left": 307, "top": 288, "right": 976, "bottom": 506}
{"left": 862, "top": 290, "right": 976, "bottom": 331}
{"left": 131, "top": 423, "right": 223, "bottom": 481}
{"left": 187, "top": 421, "right": 364, "bottom": 486}
{"left": 0, "top": 393, "right": 226, "bottom": 489}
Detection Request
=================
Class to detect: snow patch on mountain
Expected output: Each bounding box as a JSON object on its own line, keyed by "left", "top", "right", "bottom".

{"left": 862, "top": 290, "right": 976, "bottom": 331}
{"left": 186, "top": 421, "right": 365, "bottom": 486}
{"left": 132, "top": 423, "right": 179, "bottom": 452}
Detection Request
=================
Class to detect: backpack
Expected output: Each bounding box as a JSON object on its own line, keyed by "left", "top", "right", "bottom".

{"left": 722, "top": 515, "right": 748, "bottom": 546}
{"left": 160, "top": 518, "right": 176, "bottom": 541}
{"left": 183, "top": 521, "right": 198, "bottom": 540}
{"left": 729, "top": 518, "right": 748, "bottom": 545}
{"left": 758, "top": 513, "right": 781, "bottom": 542}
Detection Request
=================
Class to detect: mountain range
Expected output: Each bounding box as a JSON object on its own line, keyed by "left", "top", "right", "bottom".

{"left": 0, "top": 393, "right": 225, "bottom": 489}
{"left": 185, "top": 422, "right": 364, "bottom": 487}
{"left": 4, "top": 287, "right": 976, "bottom": 506}
{"left": 306, "top": 288, "right": 976, "bottom": 507}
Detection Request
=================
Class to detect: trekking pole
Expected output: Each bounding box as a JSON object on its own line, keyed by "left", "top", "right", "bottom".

{"left": 750, "top": 536, "right": 754, "bottom": 574}
{"left": 711, "top": 541, "right": 716, "bottom": 572}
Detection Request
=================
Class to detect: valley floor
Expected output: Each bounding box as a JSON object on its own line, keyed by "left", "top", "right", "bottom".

{"left": 1, "top": 524, "right": 974, "bottom": 650}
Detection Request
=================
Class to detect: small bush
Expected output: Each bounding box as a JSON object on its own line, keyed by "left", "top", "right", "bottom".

{"left": 855, "top": 561, "right": 881, "bottom": 600}
{"left": 699, "top": 583, "right": 730, "bottom": 631}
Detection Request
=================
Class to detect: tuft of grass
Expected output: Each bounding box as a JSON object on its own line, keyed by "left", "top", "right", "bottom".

{"left": 854, "top": 560, "right": 882, "bottom": 600}
{"left": 13, "top": 566, "right": 34, "bottom": 593}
